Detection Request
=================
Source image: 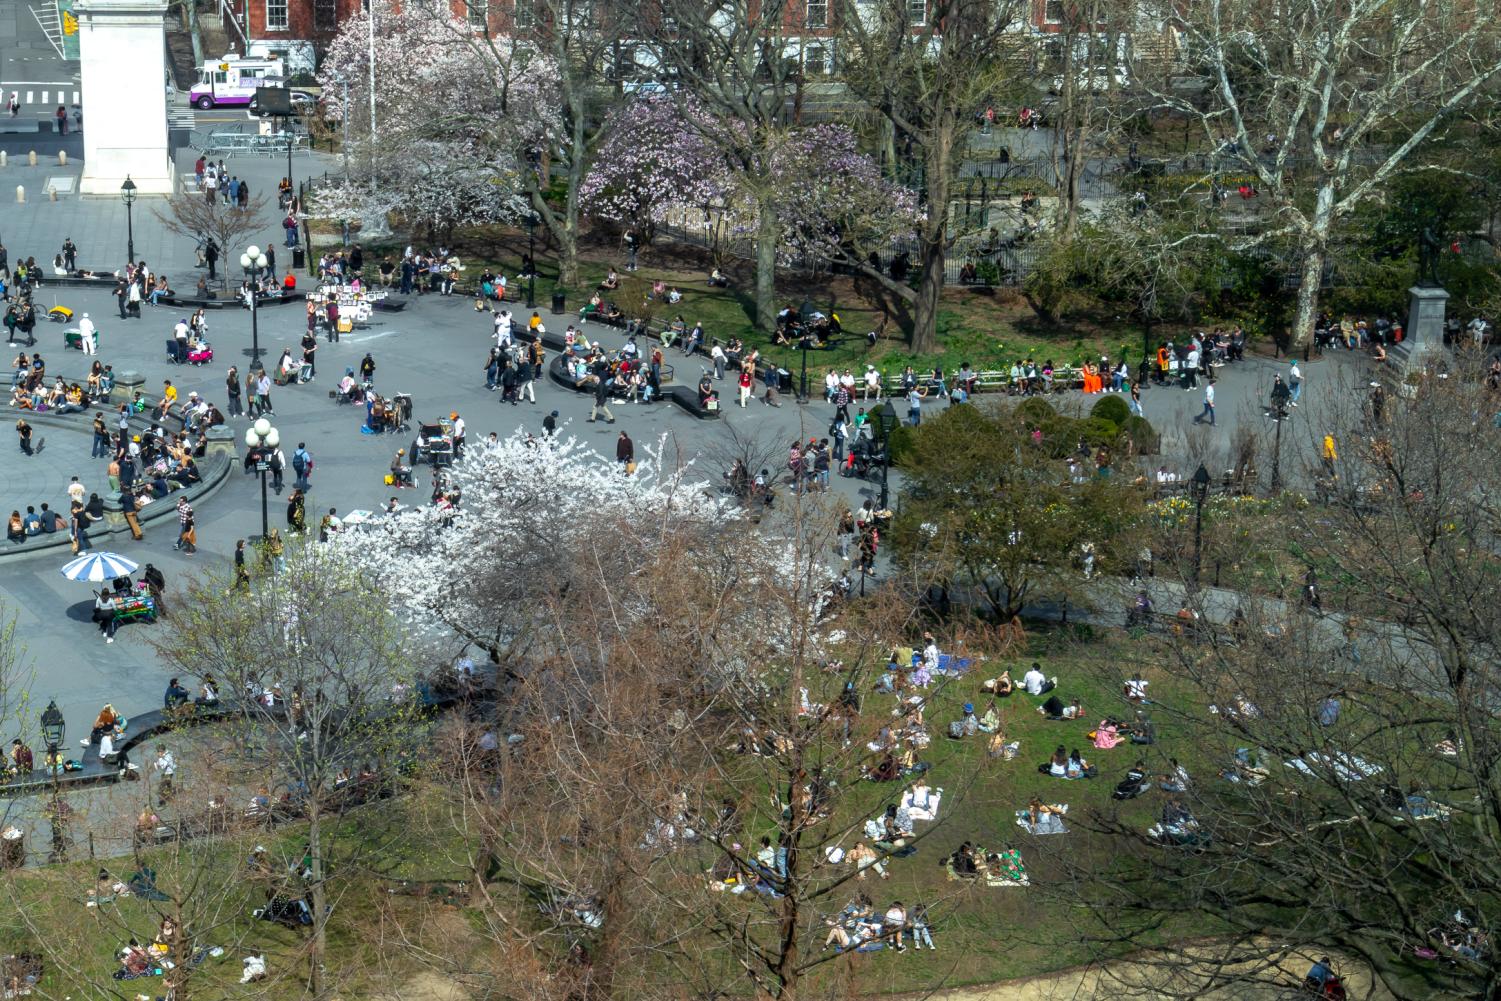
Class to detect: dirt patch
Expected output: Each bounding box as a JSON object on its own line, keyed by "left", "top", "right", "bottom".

{"left": 369, "top": 971, "right": 470, "bottom": 1001}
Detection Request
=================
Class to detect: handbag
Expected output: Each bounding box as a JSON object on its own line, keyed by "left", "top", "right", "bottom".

{"left": 625, "top": 461, "right": 637, "bottom": 476}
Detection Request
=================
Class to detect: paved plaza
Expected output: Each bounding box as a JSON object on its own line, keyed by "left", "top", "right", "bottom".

{"left": 0, "top": 141, "right": 1361, "bottom": 737}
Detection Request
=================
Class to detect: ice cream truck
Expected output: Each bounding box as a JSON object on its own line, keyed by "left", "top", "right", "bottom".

{"left": 188, "top": 54, "right": 287, "bottom": 110}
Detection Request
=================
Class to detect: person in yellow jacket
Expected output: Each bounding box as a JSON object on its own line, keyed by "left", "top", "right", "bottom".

{"left": 1321, "top": 434, "right": 1337, "bottom": 476}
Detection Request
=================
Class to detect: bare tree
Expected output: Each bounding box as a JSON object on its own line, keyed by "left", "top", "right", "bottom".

{"left": 1062, "top": 357, "right": 1501, "bottom": 1000}
{"left": 835, "top": 0, "right": 1026, "bottom": 352}
{"left": 150, "top": 541, "right": 416, "bottom": 998}
{"left": 1135, "top": 0, "right": 1501, "bottom": 344}
{"left": 154, "top": 194, "right": 271, "bottom": 285}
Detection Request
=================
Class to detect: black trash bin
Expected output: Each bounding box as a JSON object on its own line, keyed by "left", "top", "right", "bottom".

{"left": 551, "top": 290, "right": 566, "bottom": 315}
{"left": 293, "top": 247, "right": 306, "bottom": 271}
{"left": 776, "top": 367, "right": 792, "bottom": 392}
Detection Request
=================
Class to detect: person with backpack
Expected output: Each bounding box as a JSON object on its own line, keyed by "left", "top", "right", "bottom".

{"left": 292, "top": 443, "right": 312, "bottom": 491}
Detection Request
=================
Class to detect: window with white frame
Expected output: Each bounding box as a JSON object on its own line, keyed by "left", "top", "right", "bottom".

{"left": 806, "top": 0, "right": 828, "bottom": 28}
{"left": 467, "top": 0, "right": 489, "bottom": 29}
{"left": 1044, "top": 0, "right": 1064, "bottom": 20}
{"left": 513, "top": 0, "right": 535, "bottom": 29}
{"left": 908, "top": 0, "right": 926, "bottom": 24}
{"left": 265, "top": 0, "right": 288, "bottom": 30}
{"left": 804, "top": 44, "right": 831, "bottom": 74}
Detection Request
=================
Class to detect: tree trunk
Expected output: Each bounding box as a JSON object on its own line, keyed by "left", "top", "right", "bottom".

{"left": 754, "top": 202, "right": 779, "bottom": 334}
{"left": 910, "top": 114, "right": 955, "bottom": 355}
{"left": 307, "top": 804, "right": 327, "bottom": 998}
{"left": 182, "top": 0, "right": 204, "bottom": 69}
{"left": 1291, "top": 185, "right": 1335, "bottom": 347}
{"left": 1292, "top": 248, "right": 1325, "bottom": 348}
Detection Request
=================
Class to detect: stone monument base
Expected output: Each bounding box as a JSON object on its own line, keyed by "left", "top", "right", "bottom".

{"left": 1393, "top": 284, "right": 1448, "bottom": 375}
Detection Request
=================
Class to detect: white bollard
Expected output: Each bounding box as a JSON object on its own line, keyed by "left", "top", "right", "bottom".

{"left": 27, "top": 151, "right": 36, "bottom": 167}
{"left": 0, "top": 151, "right": 7, "bottom": 167}
{"left": 57, "top": 151, "right": 66, "bottom": 166}
{"left": 48, "top": 188, "right": 56, "bottom": 202}
{"left": 15, "top": 186, "right": 23, "bottom": 204}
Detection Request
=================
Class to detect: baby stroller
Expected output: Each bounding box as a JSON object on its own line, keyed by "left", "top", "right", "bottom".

{"left": 187, "top": 342, "right": 214, "bottom": 366}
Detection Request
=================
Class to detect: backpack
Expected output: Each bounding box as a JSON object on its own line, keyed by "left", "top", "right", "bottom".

{"left": 292, "top": 450, "right": 308, "bottom": 473}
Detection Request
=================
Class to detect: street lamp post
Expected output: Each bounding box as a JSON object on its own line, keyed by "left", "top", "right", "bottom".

{"left": 1190, "top": 463, "right": 1210, "bottom": 590}
{"left": 240, "top": 244, "right": 269, "bottom": 365}
{"left": 877, "top": 400, "right": 899, "bottom": 510}
{"left": 119, "top": 176, "right": 137, "bottom": 266}
{"left": 1271, "top": 415, "right": 1284, "bottom": 494}
{"left": 244, "top": 417, "right": 281, "bottom": 542}
{"left": 40, "top": 700, "right": 65, "bottom": 862}
{"left": 525, "top": 213, "right": 537, "bottom": 309}
{"left": 797, "top": 335, "right": 811, "bottom": 405}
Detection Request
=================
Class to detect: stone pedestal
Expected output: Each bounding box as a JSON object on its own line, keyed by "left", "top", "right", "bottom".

{"left": 1397, "top": 285, "right": 1449, "bottom": 375}
{"left": 76, "top": 0, "right": 175, "bottom": 195}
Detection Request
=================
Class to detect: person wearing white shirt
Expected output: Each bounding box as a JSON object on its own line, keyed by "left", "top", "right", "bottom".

{"left": 451, "top": 413, "right": 467, "bottom": 458}
{"left": 921, "top": 633, "right": 940, "bottom": 672}
{"left": 78, "top": 313, "right": 96, "bottom": 355}
{"left": 1021, "top": 663, "right": 1056, "bottom": 695}
{"left": 710, "top": 343, "right": 727, "bottom": 380}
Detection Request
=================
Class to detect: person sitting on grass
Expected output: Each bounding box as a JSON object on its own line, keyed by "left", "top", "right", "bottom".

{"left": 977, "top": 701, "right": 1001, "bottom": 733}
{"left": 1065, "top": 748, "right": 1096, "bottom": 779}
{"left": 949, "top": 703, "right": 979, "bottom": 739}
{"left": 1039, "top": 745, "right": 1068, "bottom": 777}
{"left": 1159, "top": 758, "right": 1191, "bottom": 793}
{"left": 1093, "top": 719, "right": 1124, "bottom": 749}
{"left": 1021, "top": 663, "right": 1057, "bottom": 695}
{"left": 1113, "top": 760, "right": 1150, "bottom": 800}
{"left": 1123, "top": 671, "right": 1150, "bottom": 703}
{"left": 1127, "top": 710, "right": 1156, "bottom": 745}
{"left": 946, "top": 841, "right": 980, "bottom": 878}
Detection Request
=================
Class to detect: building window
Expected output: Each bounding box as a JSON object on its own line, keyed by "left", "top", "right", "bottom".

{"left": 806, "top": 0, "right": 828, "bottom": 28}
{"left": 513, "top": 0, "right": 535, "bottom": 29}
{"left": 1044, "top": 0, "right": 1064, "bottom": 20}
{"left": 265, "top": 0, "right": 288, "bottom": 30}
{"left": 314, "top": 0, "right": 337, "bottom": 31}
{"left": 908, "top": 0, "right": 926, "bottom": 24}
{"left": 467, "top": 0, "right": 488, "bottom": 29}
{"left": 804, "top": 43, "right": 831, "bottom": 74}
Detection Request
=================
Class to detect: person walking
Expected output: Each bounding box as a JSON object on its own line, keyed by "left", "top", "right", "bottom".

{"left": 616, "top": 430, "right": 634, "bottom": 471}
{"left": 292, "top": 443, "right": 312, "bottom": 491}
{"left": 91, "top": 412, "right": 110, "bottom": 458}
{"left": 907, "top": 387, "right": 922, "bottom": 427}
{"left": 1192, "top": 380, "right": 1216, "bottom": 426}
{"left": 173, "top": 497, "right": 196, "bottom": 555}
{"left": 204, "top": 240, "right": 218, "bottom": 281}
{"left": 225, "top": 366, "right": 243, "bottom": 418}
{"left": 15, "top": 419, "right": 32, "bottom": 455}
{"left": 1128, "top": 380, "right": 1143, "bottom": 417}
{"left": 153, "top": 746, "right": 175, "bottom": 805}
{"left": 588, "top": 371, "right": 615, "bottom": 424}
{"left": 233, "top": 539, "right": 250, "bottom": 590}
{"left": 1289, "top": 360, "right": 1302, "bottom": 406}
{"left": 286, "top": 488, "right": 306, "bottom": 534}
{"left": 738, "top": 368, "right": 753, "bottom": 408}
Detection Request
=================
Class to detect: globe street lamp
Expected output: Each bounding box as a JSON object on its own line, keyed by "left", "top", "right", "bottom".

{"left": 40, "top": 700, "right": 65, "bottom": 861}
{"left": 877, "top": 399, "right": 899, "bottom": 511}
{"left": 240, "top": 244, "right": 269, "bottom": 365}
{"left": 119, "top": 176, "right": 137, "bottom": 267}
{"left": 1190, "top": 463, "right": 1210, "bottom": 590}
{"left": 244, "top": 417, "right": 280, "bottom": 542}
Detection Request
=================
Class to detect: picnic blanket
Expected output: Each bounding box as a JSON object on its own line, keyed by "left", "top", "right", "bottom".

{"left": 1016, "top": 805, "right": 1068, "bottom": 835}
{"left": 1284, "top": 752, "right": 1383, "bottom": 782}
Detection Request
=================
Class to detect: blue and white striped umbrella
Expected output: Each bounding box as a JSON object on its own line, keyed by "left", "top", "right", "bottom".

{"left": 59, "top": 552, "right": 139, "bottom": 582}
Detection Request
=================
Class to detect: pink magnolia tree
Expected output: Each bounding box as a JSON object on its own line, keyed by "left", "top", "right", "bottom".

{"left": 583, "top": 98, "right": 916, "bottom": 277}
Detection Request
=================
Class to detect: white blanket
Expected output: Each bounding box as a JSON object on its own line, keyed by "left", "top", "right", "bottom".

{"left": 901, "top": 787, "right": 943, "bottom": 822}
{"left": 1284, "top": 752, "right": 1383, "bottom": 782}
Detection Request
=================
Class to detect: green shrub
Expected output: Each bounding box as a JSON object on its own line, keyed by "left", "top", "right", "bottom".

{"left": 1076, "top": 416, "right": 1124, "bottom": 449}
{"left": 887, "top": 424, "right": 919, "bottom": 467}
{"left": 1089, "top": 394, "right": 1130, "bottom": 428}
{"left": 1122, "top": 415, "right": 1160, "bottom": 455}
{"left": 1016, "top": 396, "right": 1058, "bottom": 428}
{"left": 974, "top": 261, "right": 1001, "bottom": 286}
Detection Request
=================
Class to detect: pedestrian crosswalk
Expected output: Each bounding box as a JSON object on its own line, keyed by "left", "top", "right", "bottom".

{"left": 167, "top": 107, "right": 195, "bottom": 129}
{"left": 0, "top": 85, "right": 81, "bottom": 108}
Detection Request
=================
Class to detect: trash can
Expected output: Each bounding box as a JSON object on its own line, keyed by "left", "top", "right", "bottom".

{"left": 776, "top": 367, "right": 792, "bottom": 392}
{"left": 293, "top": 247, "right": 306, "bottom": 271}
{"left": 551, "top": 290, "right": 566, "bottom": 316}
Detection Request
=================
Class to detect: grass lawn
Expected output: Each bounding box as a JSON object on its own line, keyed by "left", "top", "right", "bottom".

{"left": 0, "top": 623, "right": 1242, "bottom": 999}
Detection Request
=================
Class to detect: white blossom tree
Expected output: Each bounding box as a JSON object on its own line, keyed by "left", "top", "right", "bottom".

{"left": 332, "top": 432, "right": 739, "bottom": 669}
